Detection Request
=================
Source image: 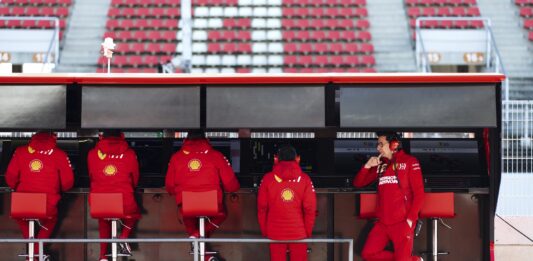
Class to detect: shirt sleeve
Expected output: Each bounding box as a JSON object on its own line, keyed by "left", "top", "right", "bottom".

{"left": 130, "top": 150, "right": 140, "bottom": 187}
{"left": 407, "top": 158, "right": 425, "bottom": 221}
{"left": 56, "top": 150, "right": 74, "bottom": 192}
{"left": 353, "top": 166, "right": 378, "bottom": 188}
{"left": 165, "top": 154, "right": 177, "bottom": 195}
{"left": 215, "top": 153, "right": 240, "bottom": 193}
{"left": 303, "top": 177, "right": 317, "bottom": 238}
{"left": 257, "top": 175, "right": 269, "bottom": 237}
{"left": 5, "top": 148, "right": 22, "bottom": 190}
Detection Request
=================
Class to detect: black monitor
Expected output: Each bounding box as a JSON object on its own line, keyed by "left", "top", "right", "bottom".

{"left": 409, "top": 140, "right": 482, "bottom": 176}
{"left": 334, "top": 139, "right": 377, "bottom": 175}
{"left": 247, "top": 139, "right": 317, "bottom": 175}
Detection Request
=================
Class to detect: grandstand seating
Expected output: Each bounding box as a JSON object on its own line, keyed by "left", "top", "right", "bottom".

{"left": 99, "top": 0, "right": 375, "bottom": 73}
{"left": 515, "top": 0, "right": 533, "bottom": 42}
{"left": 0, "top": 0, "right": 72, "bottom": 40}
{"left": 405, "top": 0, "right": 483, "bottom": 32}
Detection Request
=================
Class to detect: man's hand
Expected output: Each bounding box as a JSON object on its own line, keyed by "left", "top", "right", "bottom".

{"left": 364, "top": 154, "right": 382, "bottom": 169}
{"left": 406, "top": 218, "right": 413, "bottom": 228}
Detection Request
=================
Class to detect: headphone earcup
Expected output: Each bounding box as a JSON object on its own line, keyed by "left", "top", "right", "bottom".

{"left": 389, "top": 140, "right": 399, "bottom": 151}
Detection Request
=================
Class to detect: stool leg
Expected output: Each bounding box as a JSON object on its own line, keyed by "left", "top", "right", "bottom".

{"left": 29, "top": 220, "right": 35, "bottom": 260}
{"left": 432, "top": 218, "right": 438, "bottom": 261}
{"left": 112, "top": 220, "right": 117, "bottom": 261}
{"left": 199, "top": 217, "right": 205, "bottom": 261}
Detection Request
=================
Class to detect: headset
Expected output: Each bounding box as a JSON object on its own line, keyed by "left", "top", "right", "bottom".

{"left": 381, "top": 132, "right": 402, "bottom": 152}
{"left": 273, "top": 145, "right": 301, "bottom": 164}
{"left": 273, "top": 154, "right": 301, "bottom": 165}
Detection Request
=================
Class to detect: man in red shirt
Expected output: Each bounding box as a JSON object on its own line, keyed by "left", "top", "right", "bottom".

{"left": 165, "top": 130, "right": 240, "bottom": 254}
{"left": 258, "top": 145, "right": 317, "bottom": 261}
{"left": 5, "top": 132, "right": 74, "bottom": 259}
{"left": 353, "top": 132, "right": 424, "bottom": 261}
{"left": 87, "top": 130, "right": 140, "bottom": 261}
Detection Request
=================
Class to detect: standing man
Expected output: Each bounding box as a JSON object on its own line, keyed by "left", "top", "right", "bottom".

{"left": 354, "top": 132, "right": 425, "bottom": 261}
{"left": 165, "top": 130, "right": 240, "bottom": 245}
{"left": 5, "top": 131, "right": 74, "bottom": 258}
{"left": 87, "top": 130, "right": 140, "bottom": 261}
{"left": 257, "top": 145, "right": 317, "bottom": 261}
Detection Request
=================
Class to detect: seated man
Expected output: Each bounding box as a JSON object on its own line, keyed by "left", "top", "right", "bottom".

{"left": 5, "top": 132, "right": 74, "bottom": 260}
{"left": 87, "top": 130, "right": 141, "bottom": 261}
{"left": 258, "top": 145, "right": 317, "bottom": 261}
{"left": 165, "top": 130, "right": 240, "bottom": 260}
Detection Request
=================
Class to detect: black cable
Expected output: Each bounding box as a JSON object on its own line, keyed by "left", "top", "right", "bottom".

{"left": 496, "top": 214, "right": 533, "bottom": 243}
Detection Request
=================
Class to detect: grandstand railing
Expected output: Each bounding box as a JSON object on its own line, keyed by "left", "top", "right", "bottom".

{"left": 0, "top": 16, "right": 60, "bottom": 66}
{"left": 415, "top": 16, "right": 510, "bottom": 101}
{"left": 499, "top": 100, "right": 533, "bottom": 215}
{"left": 0, "top": 237, "right": 354, "bottom": 261}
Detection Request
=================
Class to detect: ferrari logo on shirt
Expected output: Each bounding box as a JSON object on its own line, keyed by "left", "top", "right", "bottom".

{"left": 29, "top": 159, "right": 43, "bottom": 172}
{"left": 281, "top": 188, "right": 295, "bottom": 202}
{"left": 188, "top": 159, "right": 202, "bottom": 171}
{"left": 28, "top": 146, "right": 36, "bottom": 154}
{"left": 97, "top": 150, "right": 107, "bottom": 160}
{"left": 103, "top": 164, "right": 117, "bottom": 176}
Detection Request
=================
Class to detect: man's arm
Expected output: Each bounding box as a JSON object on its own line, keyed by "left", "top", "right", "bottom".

{"left": 257, "top": 175, "right": 269, "bottom": 237}
{"left": 303, "top": 177, "right": 317, "bottom": 238}
{"left": 216, "top": 153, "right": 240, "bottom": 192}
{"left": 353, "top": 166, "right": 378, "bottom": 188}
{"left": 57, "top": 150, "right": 74, "bottom": 192}
{"left": 407, "top": 158, "right": 425, "bottom": 222}
{"left": 130, "top": 150, "right": 140, "bottom": 187}
{"left": 5, "top": 148, "right": 22, "bottom": 190}
{"left": 165, "top": 155, "right": 176, "bottom": 195}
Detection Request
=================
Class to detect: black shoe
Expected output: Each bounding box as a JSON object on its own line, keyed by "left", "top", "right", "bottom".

{"left": 118, "top": 243, "right": 132, "bottom": 256}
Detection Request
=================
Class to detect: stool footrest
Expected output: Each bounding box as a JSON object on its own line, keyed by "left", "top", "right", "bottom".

{"left": 420, "top": 251, "right": 450, "bottom": 255}
{"left": 189, "top": 251, "right": 219, "bottom": 255}
{"left": 105, "top": 253, "right": 132, "bottom": 257}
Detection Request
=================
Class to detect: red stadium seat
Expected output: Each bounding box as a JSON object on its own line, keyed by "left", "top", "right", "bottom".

{"left": 345, "top": 43, "right": 359, "bottom": 53}
{"left": 529, "top": 31, "right": 533, "bottom": 41}
{"left": 237, "top": 43, "right": 252, "bottom": 54}
{"left": 360, "top": 43, "right": 374, "bottom": 54}
{"left": 314, "top": 55, "right": 329, "bottom": 65}
{"left": 466, "top": 7, "right": 480, "bottom": 16}
{"left": 160, "top": 30, "right": 176, "bottom": 41}
{"left": 222, "top": 43, "right": 237, "bottom": 53}
{"left": 298, "top": 55, "right": 313, "bottom": 66}
{"left": 300, "top": 43, "right": 313, "bottom": 54}
{"left": 437, "top": 7, "right": 451, "bottom": 16}
{"left": 129, "top": 55, "right": 143, "bottom": 67}
{"left": 408, "top": 7, "right": 421, "bottom": 18}
{"left": 330, "top": 43, "right": 343, "bottom": 53}
{"left": 284, "top": 43, "right": 298, "bottom": 54}
{"left": 361, "top": 55, "right": 375, "bottom": 66}
{"left": 314, "top": 43, "right": 328, "bottom": 54}
{"left": 524, "top": 19, "right": 533, "bottom": 30}
{"left": 451, "top": 7, "right": 466, "bottom": 16}
{"left": 144, "top": 55, "right": 159, "bottom": 65}
{"left": 520, "top": 7, "right": 533, "bottom": 17}
{"left": 284, "top": 55, "right": 298, "bottom": 67}
{"left": 356, "top": 19, "right": 370, "bottom": 29}
{"left": 130, "top": 43, "right": 145, "bottom": 54}
{"left": 147, "top": 43, "right": 161, "bottom": 54}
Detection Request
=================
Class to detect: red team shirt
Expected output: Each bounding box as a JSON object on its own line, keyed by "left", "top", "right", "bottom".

{"left": 354, "top": 150, "right": 425, "bottom": 224}
{"left": 87, "top": 136, "right": 140, "bottom": 217}
{"left": 165, "top": 139, "right": 240, "bottom": 205}
{"left": 258, "top": 161, "right": 317, "bottom": 240}
{"left": 5, "top": 133, "right": 74, "bottom": 217}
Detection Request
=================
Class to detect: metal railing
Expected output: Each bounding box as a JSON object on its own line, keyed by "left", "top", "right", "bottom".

{"left": 0, "top": 237, "right": 354, "bottom": 261}
{"left": 499, "top": 100, "right": 533, "bottom": 215}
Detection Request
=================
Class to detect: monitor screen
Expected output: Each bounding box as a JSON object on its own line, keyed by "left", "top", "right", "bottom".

{"left": 247, "top": 139, "right": 317, "bottom": 175}
{"left": 172, "top": 140, "right": 241, "bottom": 173}
{"left": 128, "top": 139, "right": 166, "bottom": 177}
{"left": 334, "top": 139, "right": 377, "bottom": 175}
{"left": 409, "top": 140, "right": 482, "bottom": 176}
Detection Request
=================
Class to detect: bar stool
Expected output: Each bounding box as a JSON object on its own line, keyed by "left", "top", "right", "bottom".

{"left": 10, "top": 192, "right": 49, "bottom": 261}
{"left": 181, "top": 190, "right": 220, "bottom": 261}
{"left": 419, "top": 192, "right": 455, "bottom": 261}
{"left": 89, "top": 193, "right": 131, "bottom": 261}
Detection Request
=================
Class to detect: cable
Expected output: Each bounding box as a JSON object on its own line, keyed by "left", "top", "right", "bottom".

{"left": 496, "top": 214, "right": 533, "bottom": 243}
